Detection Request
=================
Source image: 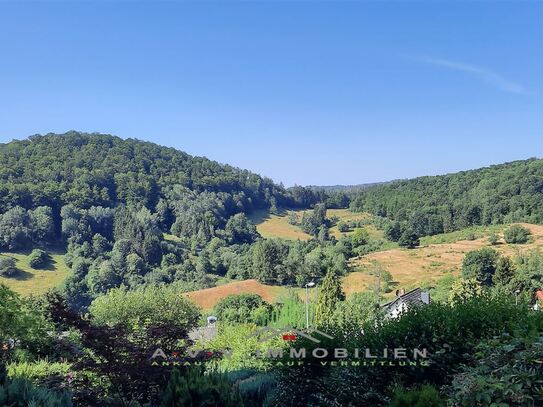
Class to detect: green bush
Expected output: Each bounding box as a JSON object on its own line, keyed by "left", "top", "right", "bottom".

{"left": 89, "top": 285, "right": 200, "bottom": 331}
{"left": 337, "top": 221, "right": 349, "bottom": 233}
{"left": 487, "top": 232, "right": 500, "bottom": 245}
{"left": 28, "top": 249, "right": 51, "bottom": 269}
{"left": 0, "top": 284, "right": 52, "bottom": 357}
{"left": 398, "top": 229, "right": 420, "bottom": 249}
{"left": 0, "top": 256, "right": 18, "bottom": 277}
{"left": 269, "top": 296, "right": 543, "bottom": 406}
{"left": 160, "top": 368, "right": 243, "bottom": 407}
{"left": 0, "top": 364, "right": 72, "bottom": 407}
{"left": 389, "top": 385, "right": 445, "bottom": 407}
{"left": 448, "top": 334, "right": 543, "bottom": 406}
{"left": 7, "top": 359, "right": 71, "bottom": 382}
{"left": 462, "top": 247, "right": 499, "bottom": 285}
{"left": 504, "top": 224, "right": 531, "bottom": 244}
{"left": 213, "top": 293, "right": 270, "bottom": 325}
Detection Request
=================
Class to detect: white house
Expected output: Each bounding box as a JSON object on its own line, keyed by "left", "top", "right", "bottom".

{"left": 381, "top": 287, "right": 431, "bottom": 319}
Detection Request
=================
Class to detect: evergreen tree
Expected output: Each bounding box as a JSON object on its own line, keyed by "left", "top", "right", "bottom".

{"left": 494, "top": 256, "right": 516, "bottom": 286}
{"left": 314, "top": 269, "right": 345, "bottom": 326}
{"left": 398, "top": 228, "right": 420, "bottom": 249}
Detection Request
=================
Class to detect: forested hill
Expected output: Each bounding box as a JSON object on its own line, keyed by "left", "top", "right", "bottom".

{"left": 0, "top": 132, "right": 332, "bottom": 309}
{"left": 0, "top": 131, "right": 293, "bottom": 213}
{"left": 350, "top": 158, "right": 543, "bottom": 237}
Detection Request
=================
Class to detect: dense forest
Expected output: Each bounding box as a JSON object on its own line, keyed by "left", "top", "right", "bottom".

{"left": 351, "top": 158, "right": 543, "bottom": 239}
{"left": 0, "top": 132, "right": 347, "bottom": 309}
{"left": 0, "top": 131, "right": 323, "bottom": 213}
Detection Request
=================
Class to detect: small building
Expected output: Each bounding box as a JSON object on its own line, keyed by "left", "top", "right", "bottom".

{"left": 381, "top": 287, "right": 431, "bottom": 319}
{"left": 188, "top": 316, "right": 218, "bottom": 342}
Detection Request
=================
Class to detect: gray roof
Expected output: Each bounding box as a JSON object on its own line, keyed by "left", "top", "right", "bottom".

{"left": 188, "top": 325, "right": 218, "bottom": 342}
{"left": 382, "top": 287, "right": 430, "bottom": 311}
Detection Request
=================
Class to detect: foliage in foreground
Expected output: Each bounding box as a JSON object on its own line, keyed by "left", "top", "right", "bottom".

{"left": 0, "top": 363, "right": 72, "bottom": 407}
{"left": 0, "top": 284, "right": 52, "bottom": 359}
{"left": 161, "top": 368, "right": 243, "bottom": 407}
{"left": 389, "top": 385, "right": 445, "bottom": 407}
{"left": 268, "top": 296, "right": 543, "bottom": 406}
{"left": 447, "top": 334, "right": 543, "bottom": 406}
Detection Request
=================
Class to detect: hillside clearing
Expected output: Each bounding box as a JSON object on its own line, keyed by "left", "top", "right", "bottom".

{"left": 347, "top": 223, "right": 543, "bottom": 297}
{"left": 249, "top": 208, "right": 380, "bottom": 241}
{"left": 184, "top": 279, "right": 284, "bottom": 310}
{"left": 248, "top": 209, "right": 312, "bottom": 240}
{"left": 0, "top": 248, "right": 70, "bottom": 296}
{"left": 185, "top": 223, "right": 543, "bottom": 308}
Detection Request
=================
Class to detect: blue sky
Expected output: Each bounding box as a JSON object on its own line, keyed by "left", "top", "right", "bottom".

{"left": 1, "top": 2, "right": 542, "bottom": 186}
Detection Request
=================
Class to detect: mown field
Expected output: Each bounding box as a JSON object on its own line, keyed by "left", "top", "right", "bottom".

{"left": 0, "top": 248, "right": 70, "bottom": 296}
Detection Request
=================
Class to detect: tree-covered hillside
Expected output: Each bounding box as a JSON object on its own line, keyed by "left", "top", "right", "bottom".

{"left": 350, "top": 158, "right": 543, "bottom": 238}
{"left": 0, "top": 132, "right": 339, "bottom": 309}
{"left": 0, "top": 131, "right": 294, "bottom": 213}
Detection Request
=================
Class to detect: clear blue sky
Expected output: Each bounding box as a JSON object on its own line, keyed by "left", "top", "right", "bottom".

{"left": 1, "top": 2, "right": 542, "bottom": 186}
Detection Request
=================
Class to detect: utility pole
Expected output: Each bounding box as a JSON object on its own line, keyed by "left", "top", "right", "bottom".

{"left": 305, "top": 281, "right": 316, "bottom": 329}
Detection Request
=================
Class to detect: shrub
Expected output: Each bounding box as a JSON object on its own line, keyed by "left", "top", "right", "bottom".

{"left": 28, "top": 249, "right": 51, "bottom": 269}
{"left": 0, "top": 364, "right": 72, "bottom": 407}
{"left": 487, "top": 232, "right": 499, "bottom": 245}
{"left": 351, "top": 228, "right": 370, "bottom": 247}
{"left": 384, "top": 221, "right": 402, "bottom": 242}
{"left": 389, "top": 385, "right": 445, "bottom": 407}
{"left": 269, "top": 296, "right": 543, "bottom": 405}
{"left": 448, "top": 334, "right": 543, "bottom": 406}
{"left": 337, "top": 221, "right": 349, "bottom": 233}
{"left": 448, "top": 278, "right": 483, "bottom": 306}
{"left": 286, "top": 212, "right": 299, "bottom": 225}
{"left": 504, "top": 224, "right": 531, "bottom": 244}
{"left": 398, "top": 228, "right": 420, "bottom": 248}
{"left": 462, "top": 247, "right": 499, "bottom": 285}
{"left": 160, "top": 368, "right": 243, "bottom": 407}
{"left": 7, "top": 360, "right": 71, "bottom": 382}
{"left": 89, "top": 285, "right": 200, "bottom": 331}
{"left": 0, "top": 257, "right": 18, "bottom": 277}
{"left": 0, "top": 284, "right": 51, "bottom": 356}
{"left": 213, "top": 294, "right": 269, "bottom": 325}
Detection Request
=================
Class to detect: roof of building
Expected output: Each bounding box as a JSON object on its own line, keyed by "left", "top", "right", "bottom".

{"left": 536, "top": 289, "right": 543, "bottom": 303}
{"left": 188, "top": 325, "right": 218, "bottom": 342}
{"left": 382, "top": 287, "right": 430, "bottom": 311}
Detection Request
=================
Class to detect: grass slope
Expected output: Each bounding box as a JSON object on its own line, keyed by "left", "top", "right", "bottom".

{"left": 249, "top": 208, "right": 381, "bottom": 241}
{"left": 184, "top": 279, "right": 284, "bottom": 310}
{"left": 346, "top": 223, "right": 543, "bottom": 298}
{"left": 0, "top": 248, "right": 70, "bottom": 296}
{"left": 186, "top": 223, "right": 543, "bottom": 309}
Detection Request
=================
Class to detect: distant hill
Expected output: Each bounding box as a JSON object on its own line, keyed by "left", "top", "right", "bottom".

{"left": 307, "top": 182, "right": 385, "bottom": 193}
{"left": 350, "top": 158, "right": 543, "bottom": 237}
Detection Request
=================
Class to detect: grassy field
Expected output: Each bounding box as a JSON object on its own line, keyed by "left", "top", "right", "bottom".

{"left": 184, "top": 279, "right": 285, "bottom": 310}
{"left": 248, "top": 208, "right": 382, "bottom": 241}
{"left": 248, "top": 209, "right": 312, "bottom": 240}
{"left": 0, "top": 248, "right": 70, "bottom": 296}
{"left": 185, "top": 222, "right": 543, "bottom": 309}
{"left": 347, "top": 222, "right": 543, "bottom": 298}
